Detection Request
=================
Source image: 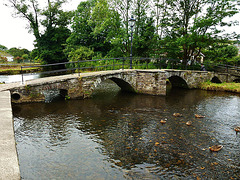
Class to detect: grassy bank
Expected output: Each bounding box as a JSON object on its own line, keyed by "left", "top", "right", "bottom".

{"left": 0, "top": 64, "right": 41, "bottom": 75}
{"left": 200, "top": 81, "right": 240, "bottom": 93}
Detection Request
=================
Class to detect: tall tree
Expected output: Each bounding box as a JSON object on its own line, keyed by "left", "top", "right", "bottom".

{"left": 7, "top": 0, "right": 72, "bottom": 64}
{"left": 66, "top": 1, "right": 95, "bottom": 49}
{"left": 110, "top": 0, "right": 132, "bottom": 56}
{"left": 131, "top": 0, "right": 158, "bottom": 57}
{"left": 67, "top": 0, "right": 124, "bottom": 58}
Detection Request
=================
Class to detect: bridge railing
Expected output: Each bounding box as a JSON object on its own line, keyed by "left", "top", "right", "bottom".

{"left": 19, "top": 57, "right": 240, "bottom": 83}
{"left": 19, "top": 57, "right": 188, "bottom": 82}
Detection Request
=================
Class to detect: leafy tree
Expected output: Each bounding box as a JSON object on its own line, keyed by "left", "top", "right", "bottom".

{"left": 131, "top": 0, "right": 157, "bottom": 57}
{"left": 151, "top": 0, "right": 168, "bottom": 37}
{"left": 110, "top": 0, "right": 132, "bottom": 56}
{"left": 22, "top": 54, "right": 29, "bottom": 61}
{"left": 7, "top": 47, "right": 30, "bottom": 58}
{"left": 232, "top": 55, "right": 240, "bottom": 66}
{"left": 66, "top": 0, "right": 124, "bottom": 58}
{"left": 14, "top": 56, "right": 23, "bottom": 63}
{"left": 221, "top": 45, "right": 239, "bottom": 60}
{"left": 7, "top": 0, "right": 72, "bottom": 64}
{"left": 0, "top": 45, "right": 8, "bottom": 51}
{"left": 66, "top": 1, "right": 95, "bottom": 48}
{"left": 67, "top": 46, "right": 94, "bottom": 69}
{"left": 90, "top": 0, "right": 123, "bottom": 57}
{"left": 204, "top": 45, "right": 239, "bottom": 64}
{"left": 133, "top": 17, "right": 157, "bottom": 57}
{"left": 157, "top": 0, "right": 239, "bottom": 64}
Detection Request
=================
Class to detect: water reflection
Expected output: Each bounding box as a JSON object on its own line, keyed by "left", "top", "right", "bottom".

{"left": 13, "top": 81, "right": 240, "bottom": 179}
{"left": 0, "top": 73, "right": 40, "bottom": 83}
{"left": 0, "top": 72, "right": 69, "bottom": 84}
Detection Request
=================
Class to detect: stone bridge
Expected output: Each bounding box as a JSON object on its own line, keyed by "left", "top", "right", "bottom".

{"left": 0, "top": 69, "right": 239, "bottom": 103}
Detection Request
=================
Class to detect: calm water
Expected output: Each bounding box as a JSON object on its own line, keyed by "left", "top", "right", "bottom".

{"left": 13, "top": 81, "right": 240, "bottom": 179}
{"left": 0, "top": 73, "right": 40, "bottom": 83}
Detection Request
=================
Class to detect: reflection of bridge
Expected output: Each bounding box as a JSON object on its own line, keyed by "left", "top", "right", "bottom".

{"left": 0, "top": 69, "right": 239, "bottom": 103}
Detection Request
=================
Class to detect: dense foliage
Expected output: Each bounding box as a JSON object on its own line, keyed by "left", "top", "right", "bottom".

{"left": 4, "top": 0, "right": 240, "bottom": 66}
{"left": 7, "top": 0, "right": 72, "bottom": 65}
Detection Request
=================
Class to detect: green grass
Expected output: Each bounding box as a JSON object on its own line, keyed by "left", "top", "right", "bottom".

{"left": 200, "top": 81, "right": 240, "bottom": 93}
{"left": 0, "top": 66, "right": 42, "bottom": 75}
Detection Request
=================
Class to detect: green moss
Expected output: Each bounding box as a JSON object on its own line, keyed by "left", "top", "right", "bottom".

{"left": 24, "top": 85, "right": 32, "bottom": 92}
{"left": 65, "top": 95, "right": 70, "bottom": 100}
{"left": 30, "top": 92, "right": 42, "bottom": 99}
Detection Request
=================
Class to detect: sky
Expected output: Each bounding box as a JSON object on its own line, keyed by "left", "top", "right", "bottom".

{"left": 0, "top": 0, "right": 240, "bottom": 51}
{"left": 0, "top": 0, "right": 83, "bottom": 50}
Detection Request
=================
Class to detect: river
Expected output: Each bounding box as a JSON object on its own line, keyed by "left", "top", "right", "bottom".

{"left": 12, "top": 80, "right": 240, "bottom": 179}
{"left": 0, "top": 73, "right": 40, "bottom": 83}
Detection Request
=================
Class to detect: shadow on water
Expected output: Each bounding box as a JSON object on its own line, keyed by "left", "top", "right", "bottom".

{"left": 13, "top": 80, "right": 240, "bottom": 179}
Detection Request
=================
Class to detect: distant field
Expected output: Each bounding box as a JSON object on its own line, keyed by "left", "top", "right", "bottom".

{"left": 0, "top": 63, "right": 41, "bottom": 75}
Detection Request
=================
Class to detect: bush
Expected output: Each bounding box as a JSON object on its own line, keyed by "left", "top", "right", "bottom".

{"left": 14, "top": 56, "right": 23, "bottom": 63}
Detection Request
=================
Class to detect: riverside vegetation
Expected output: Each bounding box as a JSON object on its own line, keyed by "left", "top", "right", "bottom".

{"left": 200, "top": 81, "right": 240, "bottom": 93}
{"left": 0, "top": 63, "right": 41, "bottom": 75}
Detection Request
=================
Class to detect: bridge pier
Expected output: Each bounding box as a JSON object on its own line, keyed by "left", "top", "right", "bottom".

{"left": 135, "top": 70, "right": 167, "bottom": 95}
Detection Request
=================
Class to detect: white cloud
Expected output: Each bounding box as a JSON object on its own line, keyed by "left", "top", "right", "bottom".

{"left": 0, "top": 0, "right": 82, "bottom": 51}
{"left": 0, "top": 2, "right": 35, "bottom": 50}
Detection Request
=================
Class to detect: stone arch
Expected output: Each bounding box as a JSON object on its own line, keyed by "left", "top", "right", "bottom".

{"left": 168, "top": 76, "right": 189, "bottom": 88}
{"left": 211, "top": 76, "right": 222, "bottom": 83}
{"left": 109, "top": 77, "right": 136, "bottom": 92}
{"left": 59, "top": 89, "right": 68, "bottom": 97}
{"left": 81, "top": 73, "right": 137, "bottom": 98}
{"left": 90, "top": 76, "right": 136, "bottom": 96}
{"left": 42, "top": 88, "right": 69, "bottom": 102}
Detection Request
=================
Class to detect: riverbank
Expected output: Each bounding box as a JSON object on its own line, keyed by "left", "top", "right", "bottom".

{"left": 0, "top": 63, "right": 41, "bottom": 75}
{"left": 200, "top": 81, "right": 240, "bottom": 93}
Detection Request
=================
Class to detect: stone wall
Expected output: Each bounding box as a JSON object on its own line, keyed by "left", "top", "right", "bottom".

{"left": 135, "top": 70, "right": 167, "bottom": 95}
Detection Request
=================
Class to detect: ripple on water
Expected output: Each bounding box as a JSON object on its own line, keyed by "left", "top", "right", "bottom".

{"left": 13, "top": 86, "right": 240, "bottom": 179}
